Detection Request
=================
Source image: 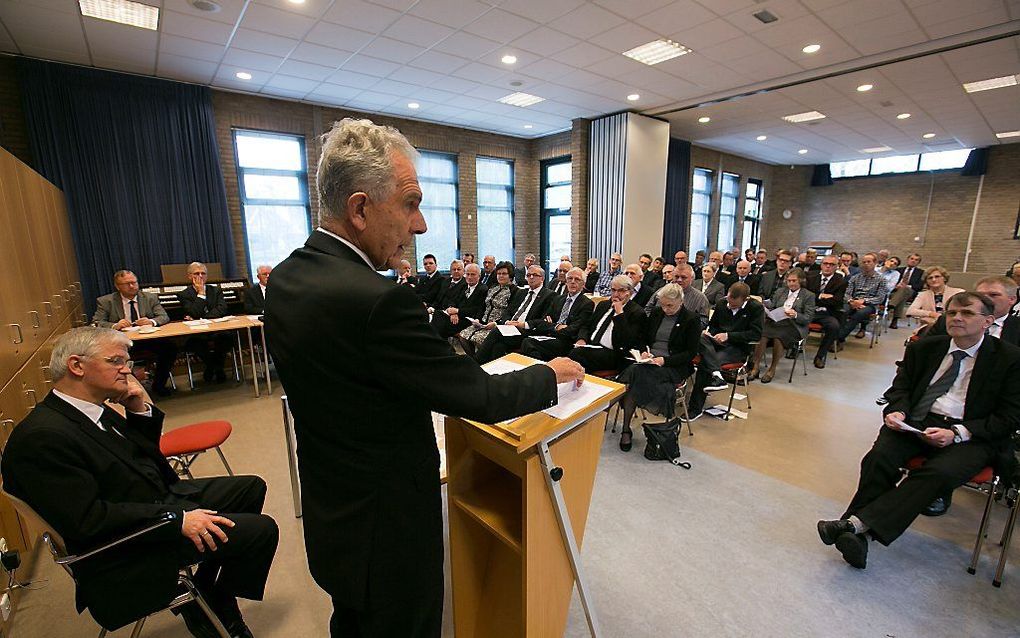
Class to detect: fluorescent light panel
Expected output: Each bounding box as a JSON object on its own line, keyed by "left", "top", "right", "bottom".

{"left": 79, "top": 0, "right": 158, "bottom": 30}
{"left": 498, "top": 92, "right": 544, "bottom": 107}
{"left": 782, "top": 110, "right": 826, "bottom": 123}
{"left": 962, "top": 74, "right": 1018, "bottom": 93}
{"left": 622, "top": 39, "right": 691, "bottom": 66}
{"left": 995, "top": 131, "right": 1020, "bottom": 139}
{"left": 861, "top": 146, "right": 893, "bottom": 153}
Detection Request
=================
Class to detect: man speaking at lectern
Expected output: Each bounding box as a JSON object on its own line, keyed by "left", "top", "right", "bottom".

{"left": 266, "top": 118, "right": 584, "bottom": 637}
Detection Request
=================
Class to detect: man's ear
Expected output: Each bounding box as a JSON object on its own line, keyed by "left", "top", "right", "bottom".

{"left": 66, "top": 355, "right": 87, "bottom": 380}
{"left": 345, "top": 192, "right": 369, "bottom": 232}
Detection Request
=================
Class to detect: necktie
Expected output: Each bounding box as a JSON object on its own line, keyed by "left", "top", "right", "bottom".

{"left": 556, "top": 296, "right": 574, "bottom": 324}
{"left": 129, "top": 300, "right": 139, "bottom": 322}
{"left": 909, "top": 350, "right": 968, "bottom": 422}
{"left": 99, "top": 407, "right": 125, "bottom": 438}
{"left": 821, "top": 276, "right": 830, "bottom": 290}
{"left": 592, "top": 308, "right": 614, "bottom": 344}
{"left": 512, "top": 291, "right": 534, "bottom": 321}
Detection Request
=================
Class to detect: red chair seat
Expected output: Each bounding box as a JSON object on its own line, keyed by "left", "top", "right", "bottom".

{"left": 905, "top": 455, "right": 993, "bottom": 483}
{"left": 160, "top": 420, "right": 232, "bottom": 456}
{"left": 691, "top": 354, "right": 702, "bottom": 366}
{"left": 720, "top": 362, "right": 745, "bottom": 371}
{"left": 808, "top": 322, "right": 823, "bottom": 332}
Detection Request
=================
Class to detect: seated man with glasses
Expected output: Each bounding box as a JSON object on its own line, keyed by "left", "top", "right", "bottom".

{"left": 1, "top": 327, "right": 279, "bottom": 637}
{"left": 177, "top": 262, "right": 233, "bottom": 384}
{"left": 567, "top": 275, "right": 647, "bottom": 372}
{"left": 816, "top": 292, "right": 1020, "bottom": 569}
{"left": 474, "top": 265, "right": 557, "bottom": 364}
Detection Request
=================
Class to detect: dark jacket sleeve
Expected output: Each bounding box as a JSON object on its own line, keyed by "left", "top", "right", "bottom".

{"left": 883, "top": 341, "right": 921, "bottom": 418}
{"left": 963, "top": 343, "right": 1020, "bottom": 443}
{"left": 610, "top": 303, "right": 646, "bottom": 351}
{"left": 663, "top": 313, "right": 702, "bottom": 369}
{"left": 729, "top": 301, "right": 764, "bottom": 345}
{"left": 244, "top": 285, "right": 264, "bottom": 314}
{"left": 148, "top": 294, "right": 171, "bottom": 326}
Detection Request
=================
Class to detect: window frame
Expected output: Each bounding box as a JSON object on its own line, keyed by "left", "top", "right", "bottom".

{"left": 475, "top": 155, "right": 515, "bottom": 265}
{"left": 830, "top": 148, "right": 973, "bottom": 180}
{"left": 742, "top": 178, "right": 764, "bottom": 253}
{"left": 540, "top": 156, "right": 572, "bottom": 274}
{"left": 718, "top": 171, "right": 740, "bottom": 250}
{"left": 689, "top": 167, "right": 714, "bottom": 255}
{"left": 414, "top": 149, "right": 461, "bottom": 273}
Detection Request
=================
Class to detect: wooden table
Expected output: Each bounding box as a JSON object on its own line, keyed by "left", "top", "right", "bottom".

{"left": 128, "top": 316, "right": 271, "bottom": 397}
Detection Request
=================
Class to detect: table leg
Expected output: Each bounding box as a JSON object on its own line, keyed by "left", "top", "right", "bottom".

{"left": 247, "top": 326, "right": 260, "bottom": 398}
{"left": 260, "top": 324, "right": 272, "bottom": 394}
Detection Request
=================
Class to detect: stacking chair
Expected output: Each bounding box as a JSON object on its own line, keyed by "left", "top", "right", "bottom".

{"left": 869, "top": 294, "right": 891, "bottom": 348}
{"left": 808, "top": 322, "right": 836, "bottom": 361}
{"left": 160, "top": 420, "right": 234, "bottom": 479}
{"left": 3, "top": 490, "right": 231, "bottom": 638}
{"left": 787, "top": 337, "right": 810, "bottom": 382}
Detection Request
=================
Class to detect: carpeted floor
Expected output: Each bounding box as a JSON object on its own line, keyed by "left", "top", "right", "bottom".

{"left": 9, "top": 329, "right": 1020, "bottom": 637}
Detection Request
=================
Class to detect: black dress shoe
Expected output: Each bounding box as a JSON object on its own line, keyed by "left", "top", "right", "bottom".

{"left": 835, "top": 532, "right": 868, "bottom": 569}
{"left": 153, "top": 384, "right": 175, "bottom": 397}
{"left": 817, "top": 519, "right": 855, "bottom": 545}
{"left": 921, "top": 494, "right": 952, "bottom": 517}
{"left": 889, "top": 319, "right": 899, "bottom": 329}
{"left": 619, "top": 430, "right": 632, "bottom": 452}
{"left": 854, "top": 329, "right": 867, "bottom": 339}
{"left": 229, "top": 621, "right": 255, "bottom": 638}
{"left": 179, "top": 603, "right": 221, "bottom": 638}
{"left": 813, "top": 356, "right": 826, "bottom": 369}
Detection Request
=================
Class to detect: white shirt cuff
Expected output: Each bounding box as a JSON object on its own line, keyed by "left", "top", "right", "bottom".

{"left": 129, "top": 404, "right": 154, "bottom": 418}
{"left": 956, "top": 424, "right": 972, "bottom": 442}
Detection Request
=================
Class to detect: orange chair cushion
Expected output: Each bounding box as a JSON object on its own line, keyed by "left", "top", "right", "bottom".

{"left": 160, "top": 420, "right": 232, "bottom": 456}
{"left": 905, "top": 455, "right": 993, "bottom": 483}
{"left": 808, "top": 322, "right": 823, "bottom": 331}
{"left": 720, "top": 362, "right": 744, "bottom": 371}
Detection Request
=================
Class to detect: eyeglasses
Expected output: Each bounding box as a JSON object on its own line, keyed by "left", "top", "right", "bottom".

{"left": 609, "top": 287, "right": 629, "bottom": 293}
{"left": 778, "top": 257, "right": 792, "bottom": 263}
{"left": 945, "top": 309, "right": 988, "bottom": 318}
{"left": 525, "top": 273, "right": 543, "bottom": 278}
{"left": 99, "top": 356, "right": 134, "bottom": 370}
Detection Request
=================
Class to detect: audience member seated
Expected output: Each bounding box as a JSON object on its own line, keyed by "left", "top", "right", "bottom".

{"left": 244, "top": 264, "right": 271, "bottom": 315}
{"left": 888, "top": 253, "right": 925, "bottom": 329}
{"left": 177, "top": 262, "right": 232, "bottom": 384}
{"left": 692, "top": 250, "right": 706, "bottom": 272}
{"left": 805, "top": 255, "right": 847, "bottom": 369}
{"left": 427, "top": 258, "right": 465, "bottom": 323}
{"left": 433, "top": 263, "right": 487, "bottom": 340}
{"left": 906, "top": 266, "right": 963, "bottom": 330}
{"left": 462, "top": 252, "right": 475, "bottom": 265}
{"left": 879, "top": 256, "right": 902, "bottom": 293}
{"left": 757, "top": 250, "right": 794, "bottom": 300}
{"left": 650, "top": 256, "right": 666, "bottom": 285}
{"left": 616, "top": 284, "right": 701, "bottom": 451}
{"left": 567, "top": 275, "right": 645, "bottom": 372}
{"left": 595, "top": 252, "right": 623, "bottom": 296}
{"left": 547, "top": 260, "right": 571, "bottom": 295}
{"left": 623, "top": 262, "right": 654, "bottom": 307}
{"left": 514, "top": 253, "right": 536, "bottom": 286}
{"left": 688, "top": 283, "right": 763, "bottom": 418}
{"left": 583, "top": 258, "right": 600, "bottom": 293}
{"left": 394, "top": 259, "right": 416, "bottom": 286}
{"left": 837, "top": 251, "right": 860, "bottom": 278}
{"left": 816, "top": 292, "right": 1020, "bottom": 569}
{"left": 696, "top": 252, "right": 735, "bottom": 289}
{"left": 731, "top": 260, "right": 760, "bottom": 295}
{"left": 92, "top": 269, "right": 175, "bottom": 397}
{"left": 479, "top": 254, "right": 497, "bottom": 287}
{"left": 797, "top": 248, "right": 822, "bottom": 273}
{"left": 750, "top": 269, "right": 816, "bottom": 383}
{"left": 751, "top": 249, "right": 770, "bottom": 275}
{"left": 837, "top": 253, "right": 890, "bottom": 344}
{"left": 474, "top": 265, "right": 557, "bottom": 363}
{"left": 657, "top": 263, "right": 710, "bottom": 323}
{"left": 695, "top": 263, "right": 727, "bottom": 306}
{"left": 415, "top": 253, "right": 446, "bottom": 307}
{"left": 639, "top": 253, "right": 661, "bottom": 290}
{"left": 519, "top": 268, "right": 595, "bottom": 361}
{"left": 0, "top": 327, "right": 279, "bottom": 637}
{"left": 673, "top": 250, "right": 690, "bottom": 270}
{"left": 458, "top": 260, "right": 515, "bottom": 356}
{"left": 652, "top": 263, "right": 676, "bottom": 292}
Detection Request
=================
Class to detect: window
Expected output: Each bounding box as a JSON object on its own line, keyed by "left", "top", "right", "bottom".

{"left": 742, "top": 179, "right": 764, "bottom": 253}
{"left": 232, "top": 130, "right": 311, "bottom": 282}
{"left": 415, "top": 151, "right": 459, "bottom": 271}
{"left": 830, "top": 148, "right": 973, "bottom": 179}
{"left": 718, "top": 172, "right": 739, "bottom": 250}
{"left": 476, "top": 157, "right": 514, "bottom": 264}
{"left": 541, "top": 158, "right": 571, "bottom": 273}
{"left": 830, "top": 159, "right": 870, "bottom": 178}
{"left": 919, "top": 149, "right": 971, "bottom": 171}
{"left": 689, "top": 168, "right": 713, "bottom": 254}
{"left": 869, "top": 154, "right": 919, "bottom": 175}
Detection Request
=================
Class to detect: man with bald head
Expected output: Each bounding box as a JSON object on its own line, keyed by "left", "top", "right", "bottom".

{"left": 479, "top": 254, "right": 497, "bottom": 287}
{"left": 652, "top": 263, "right": 710, "bottom": 323}
{"left": 395, "top": 260, "right": 415, "bottom": 287}
{"left": 433, "top": 263, "right": 487, "bottom": 340}
{"left": 732, "top": 260, "right": 760, "bottom": 296}
{"left": 624, "top": 263, "right": 654, "bottom": 307}
{"left": 474, "top": 265, "right": 557, "bottom": 363}
{"left": 547, "top": 260, "right": 572, "bottom": 296}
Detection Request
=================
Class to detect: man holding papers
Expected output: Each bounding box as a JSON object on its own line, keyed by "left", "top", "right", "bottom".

{"left": 265, "top": 118, "right": 584, "bottom": 637}
{"left": 817, "top": 292, "right": 1020, "bottom": 569}
{"left": 473, "top": 265, "right": 557, "bottom": 363}
{"left": 567, "top": 274, "right": 646, "bottom": 372}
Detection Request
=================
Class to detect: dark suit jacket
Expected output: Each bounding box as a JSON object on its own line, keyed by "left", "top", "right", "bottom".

{"left": 1, "top": 392, "right": 196, "bottom": 629}
{"left": 415, "top": 271, "right": 447, "bottom": 307}
{"left": 884, "top": 336, "right": 1020, "bottom": 445}
{"left": 578, "top": 299, "right": 645, "bottom": 351}
{"left": 730, "top": 274, "right": 760, "bottom": 296}
{"left": 584, "top": 271, "right": 600, "bottom": 293}
{"left": 176, "top": 285, "right": 227, "bottom": 319}
{"left": 265, "top": 232, "right": 557, "bottom": 609}
{"left": 513, "top": 266, "right": 527, "bottom": 287}
{"left": 806, "top": 272, "right": 848, "bottom": 320}
{"left": 531, "top": 292, "right": 594, "bottom": 341}
{"left": 457, "top": 283, "right": 488, "bottom": 320}
{"left": 708, "top": 298, "right": 764, "bottom": 355}
{"left": 925, "top": 314, "right": 1020, "bottom": 347}
{"left": 644, "top": 270, "right": 662, "bottom": 290}
{"left": 92, "top": 291, "right": 170, "bottom": 327}
{"left": 479, "top": 269, "right": 497, "bottom": 288}
{"left": 546, "top": 279, "right": 568, "bottom": 296}
{"left": 641, "top": 306, "right": 701, "bottom": 371}
{"left": 504, "top": 286, "right": 557, "bottom": 329}
{"left": 435, "top": 277, "right": 467, "bottom": 310}
{"left": 897, "top": 265, "right": 926, "bottom": 294}
{"left": 765, "top": 287, "right": 817, "bottom": 338}
{"left": 632, "top": 283, "right": 654, "bottom": 308}
{"left": 244, "top": 283, "right": 267, "bottom": 314}
{"left": 757, "top": 269, "right": 791, "bottom": 300}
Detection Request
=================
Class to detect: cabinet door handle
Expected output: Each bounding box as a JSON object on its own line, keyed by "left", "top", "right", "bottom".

{"left": 42, "top": 301, "right": 53, "bottom": 317}
{"left": 29, "top": 310, "right": 41, "bottom": 328}
{"left": 9, "top": 323, "right": 23, "bottom": 344}
{"left": 53, "top": 294, "right": 63, "bottom": 310}
{"left": 62, "top": 288, "right": 71, "bottom": 301}
{"left": 41, "top": 365, "right": 52, "bottom": 383}
{"left": 24, "top": 389, "right": 37, "bottom": 406}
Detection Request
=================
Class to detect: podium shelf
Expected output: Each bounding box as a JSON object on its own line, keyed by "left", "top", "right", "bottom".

{"left": 451, "top": 479, "right": 522, "bottom": 554}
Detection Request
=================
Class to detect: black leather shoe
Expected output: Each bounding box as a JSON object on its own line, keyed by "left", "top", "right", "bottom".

{"left": 179, "top": 603, "right": 220, "bottom": 638}
{"left": 817, "top": 519, "right": 855, "bottom": 546}
{"left": 619, "top": 430, "right": 632, "bottom": 452}
{"left": 921, "top": 494, "right": 952, "bottom": 517}
{"left": 835, "top": 532, "right": 868, "bottom": 569}
{"left": 813, "top": 356, "right": 826, "bottom": 369}
{"left": 153, "top": 384, "right": 175, "bottom": 397}
{"left": 229, "top": 621, "right": 255, "bottom": 638}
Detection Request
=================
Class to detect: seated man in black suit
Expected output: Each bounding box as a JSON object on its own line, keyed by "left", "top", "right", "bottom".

{"left": 1, "top": 327, "right": 278, "bottom": 637}
{"left": 474, "top": 265, "right": 557, "bottom": 363}
{"left": 479, "top": 254, "right": 497, "bottom": 288}
{"left": 177, "top": 262, "right": 233, "bottom": 384}
{"left": 394, "top": 259, "right": 416, "bottom": 287}
{"left": 730, "top": 260, "right": 760, "bottom": 296}
{"left": 434, "top": 262, "right": 488, "bottom": 340}
{"left": 514, "top": 253, "right": 536, "bottom": 286}
{"left": 415, "top": 253, "right": 446, "bottom": 307}
{"left": 623, "top": 262, "right": 654, "bottom": 307}
{"left": 688, "top": 283, "right": 763, "bottom": 418}
{"left": 816, "top": 292, "right": 1020, "bottom": 569}
{"left": 567, "top": 275, "right": 646, "bottom": 372}
{"left": 888, "top": 253, "right": 924, "bottom": 329}
{"left": 244, "top": 264, "right": 271, "bottom": 314}
{"left": 92, "top": 269, "right": 176, "bottom": 396}
{"left": 520, "top": 267, "right": 595, "bottom": 361}
{"left": 805, "top": 255, "right": 847, "bottom": 369}
{"left": 547, "top": 260, "right": 571, "bottom": 296}
{"left": 427, "top": 259, "right": 466, "bottom": 330}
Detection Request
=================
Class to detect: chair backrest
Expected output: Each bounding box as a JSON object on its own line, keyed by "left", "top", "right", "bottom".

{"left": 2, "top": 488, "right": 69, "bottom": 565}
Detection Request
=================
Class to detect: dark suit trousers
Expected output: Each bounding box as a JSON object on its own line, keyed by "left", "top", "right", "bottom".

{"left": 429, "top": 312, "right": 464, "bottom": 339}
{"left": 811, "top": 313, "right": 841, "bottom": 359}
{"left": 520, "top": 336, "right": 573, "bottom": 361}
{"left": 475, "top": 329, "right": 525, "bottom": 363}
{"left": 175, "top": 476, "right": 279, "bottom": 621}
{"left": 131, "top": 340, "right": 177, "bottom": 390}
{"left": 690, "top": 336, "right": 745, "bottom": 413}
{"left": 842, "top": 420, "right": 995, "bottom": 545}
{"left": 185, "top": 334, "right": 234, "bottom": 376}
{"left": 838, "top": 305, "right": 876, "bottom": 340}
{"left": 568, "top": 345, "right": 626, "bottom": 372}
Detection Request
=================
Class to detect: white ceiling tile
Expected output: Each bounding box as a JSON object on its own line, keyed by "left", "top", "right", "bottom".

{"left": 593, "top": 0, "right": 674, "bottom": 16}
{"left": 156, "top": 53, "right": 218, "bottom": 84}
{"left": 166, "top": 0, "right": 247, "bottom": 25}
{"left": 0, "top": 2, "right": 87, "bottom": 52}
{"left": 161, "top": 10, "right": 235, "bottom": 44}
{"left": 465, "top": 83, "right": 510, "bottom": 100}
{"left": 327, "top": 68, "right": 384, "bottom": 88}
{"left": 588, "top": 22, "right": 662, "bottom": 53}
{"left": 692, "top": 0, "right": 755, "bottom": 14}
{"left": 93, "top": 54, "right": 155, "bottom": 76}
{"left": 85, "top": 17, "right": 157, "bottom": 51}
{"left": 341, "top": 54, "right": 401, "bottom": 76}
{"left": 634, "top": 0, "right": 718, "bottom": 36}
{"left": 304, "top": 21, "right": 375, "bottom": 50}
{"left": 698, "top": 37, "right": 772, "bottom": 63}
{"left": 509, "top": 26, "right": 580, "bottom": 57}
{"left": 359, "top": 36, "right": 424, "bottom": 63}
{"left": 923, "top": 8, "right": 1012, "bottom": 39}
{"left": 231, "top": 29, "right": 300, "bottom": 57}
{"left": 6, "top": 0, "right": 77, "bottom": 13}
{"left": 347, "top": 90, "right": 401, "bottom": 107}
{"left": 519, "top": 58, "right": 575, "bottom": 81}
{"left": 410, "top": 86, "right": 461, "bottom": 103}
{"left": 549, "top": 3, "right": 626, "bottom": 39}
{"left": 497, "top": 0, "right": 585, "bottom": 23}
{"left": 382, "top": 14, "right": 455, "bottom": 48}
{"left": 407, "top": 49, "right": 470, "bottom": 73}
{"left": 240, "top": 4, "right": 317, "bottom": 39}
{"left": 668, "top": 19, "right": 743, "bottom": 51}
{"left": 369, "top": 78, "right": 420, "bottom": 96}
{"left": 462, "top": 9, "right": 539, "bottom": 43}
{"left": 722, "top": 0, "right": 811, "bottom": 33}
{"left": 432, "top": 30, "right": 501, "bottom": 58}
{"left": 277, "top": 58, "right": 335, "bottom": 80}
{"left": 555, "top": 41, "right": 616, "bottom": 67}
{"left": 261, "top": 87, "right": 311, "bottom": 100}
{"left": 222, "top": 48, "right": 283, "bottom": 73}
{"left": 816, "top": 0, "right": 910, "bottom": 30}
{"left": 310, "top": 82, "right": 363, "bottom": 100}
{"left": 557, "top": 68, "right": 608, "bottom": 90}
{"left": 18, "top": 45, "right": 90, "bottom": 64}
{"left": 289, "top": 42, "right": 354, "bottom": 67}
{"left": 159, "top": 34, "right": 226, "bottom": 63}
{"left": 408, "top": 0, "right": 493, "bottom": 30}
{"left": 321, "top": 0, "right": 401, "bottom": 32}
{"left": 450, "top": 60, "right": 508, "bottom": 83}
{"left": 264, "top": 73, "right": 320, "bottom": 93}
{"left": 254, "top": 0, "right": 332, "bottom": 20}
{"left": 845, "top": 29, "right": 927, "bottom": 56}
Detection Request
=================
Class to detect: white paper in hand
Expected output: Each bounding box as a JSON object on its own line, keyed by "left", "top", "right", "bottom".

{"left": 766, "top": 307, "right": 789, "bottom": 322}
{"left": 628, "top": 348, "right": 654, "bottom": 364}
{"left": 889, "top": 416, "right": 925, "bottom": 435}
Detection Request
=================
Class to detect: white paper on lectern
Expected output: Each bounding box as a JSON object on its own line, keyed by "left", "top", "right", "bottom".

{"left": 481, "top": 358, "right": 535, "bottom": 376}
{"left": 543, "top": 380, "right": 614, "bottom": 419}
{"left": 497, "top": 325, "right": 521, "bottom": 337}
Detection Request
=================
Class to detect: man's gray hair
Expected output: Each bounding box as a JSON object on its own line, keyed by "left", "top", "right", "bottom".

{"left": 656, "top": 283, "right": 685, "bottom": 303}
{"left": 702, "top": 262, "right": 718, "bottom": 273}
{"left": 256, "top": 264, "right": 272, "bottom": 273}
{"left": 527, "top": 265, "right": 545, "bottom": 277}
{"left": 450, "top": 259, "right": 464, "bottom": 269}
{"left": 113, "top": 269, "right": 135, "bottom": 282}
{"left": 611, "top": 274, "right": 634, "bottom": 291}
{"left": 317, "top": 118, "right": 419, "bottom": 223}
{"left": 187, "top": 262, "right": 206, "bottom": 274}
{"left": 676, "top": 263, "right": 694, "bottom": 276}
{"left": 50, "top": 326, "right": 131, "bottom": 382}
{"left": 465, "top": 263, "right": 481, "bottom": 274}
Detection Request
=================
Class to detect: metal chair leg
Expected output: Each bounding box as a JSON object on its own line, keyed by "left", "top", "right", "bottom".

{"left": 801, "top": 340, "right": 809, "bottom": 376}
{"left": 214, "top": 446, "right": 234, "bottom": 476}
{"left": 129, "top": 617, "right": 147, "bottom": 638}
{"left": 98, "top": 629, "right": 108, "bottom": 638}
{"left": 788, "top": 343, "right": 800, "bottom": 383}
{"left": 994, "top": 488, "right": 1020, "bottom": 587}
{"left": 181, "top": 577, "right": 231, "bottom": 638}
{"left": 969, "top": 476, "right": 1000, "bottom": 575}
{"left": 186, "top": 354, "right": 195, "bottom": 390}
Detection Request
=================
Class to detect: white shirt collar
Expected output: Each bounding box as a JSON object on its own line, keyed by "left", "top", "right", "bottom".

{"left": 948, "top": 335, "right": 983, "bottom": 359}
{"left": 316, "top": 227, "right": 375, "bottom": 270}
{"left": 52, "top": 388, "right": 104, "bottom": 426}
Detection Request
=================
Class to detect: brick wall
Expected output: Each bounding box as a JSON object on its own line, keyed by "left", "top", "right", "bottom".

{"left": 0, "top": 56, "right": 32, "bottom": 167}
{"left": 763, "top": 143, "right": 1020, "bottom": 272}
{"left": 689, "top": 145, "right": 774, "bottom": 255}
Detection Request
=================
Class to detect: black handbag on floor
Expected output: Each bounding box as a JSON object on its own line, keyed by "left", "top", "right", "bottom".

{"left": 642, "top": 419, "right": 691, "bottom": 469}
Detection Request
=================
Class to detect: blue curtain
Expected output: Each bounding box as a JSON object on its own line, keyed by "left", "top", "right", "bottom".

{"left": 810, "top": 164, "right": 833, "bottom": 186}
{"left": 661, "top": 137, "right": 691, "bottom": 258}
{"left": 17, "top": 58, "right": 237, "bottom": 315}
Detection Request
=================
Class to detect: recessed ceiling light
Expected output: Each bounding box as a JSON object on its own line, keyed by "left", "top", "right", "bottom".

{"left": 501, "top": 54, "right": 517, "bottom": 65}
{"left": 995, "top": 131, "right": 1020, "bottom": 139}
{"left": 627, "top": 93, "right": 640, "bottom": 101}
{"left": 856, "top": 84, "right": 873, "bottom": 92}
{"left": 922, "top": 133, "right": 936, "bottom": 139}
{"left": 782, "top": 110, "right": 826, "bottom": 123}
{"left": 622, "top": 39, "right": 691, "bottom": 66}
{"left": 79, "top": 0, "right": 159, "bottom": 30}
{"left": 756, "top": 135, "right": 767, "bottom": 141}
{"left": 861, "top": 146, "right": 893, "bottom": 153}
{"left": 235, "top": 71, "right": 252, "bottom": 80}
{"left": 963, "top": 74, "right": 1018, "bottom": 93}
{"left": 802, "top": 44, "right": 821, "bottom": 53}
{"left": 798, "top": 149, "right": 808, "bottom": 154}
{"left": 498, "top": 92, "right": 544, "bottom": 107}
{"left": 287, "top": 0, "right": 305, "bottom": 4}
{"left": 524, "top": 124, "right": 533, "bottom": 129}
{"left": 698, "top": 116, "right": 710, "bottom": 123}
{"left": 896, "top": 113, "right": 911, "bottom": 119}
{"left": 407, "top": 102, "right": 420, "bottom": 109}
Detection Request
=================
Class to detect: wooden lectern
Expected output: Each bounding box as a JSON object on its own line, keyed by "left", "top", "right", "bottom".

{"left": 445, "top": 353, "right": 625, "bottom": 637}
